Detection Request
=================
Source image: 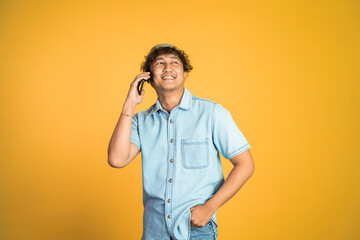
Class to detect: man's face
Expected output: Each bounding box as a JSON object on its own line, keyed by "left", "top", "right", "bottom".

{"left": 149, "top": 53, "right": 187, "bottom": 92}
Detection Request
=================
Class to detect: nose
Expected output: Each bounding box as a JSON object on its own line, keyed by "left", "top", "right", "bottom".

{"left": 163, "top": 62, "right": 172, "bottom": 72}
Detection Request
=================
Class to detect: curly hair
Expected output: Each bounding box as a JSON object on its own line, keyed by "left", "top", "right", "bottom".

{"left": 140, "top": 46, "right": 193, "bottom": 74}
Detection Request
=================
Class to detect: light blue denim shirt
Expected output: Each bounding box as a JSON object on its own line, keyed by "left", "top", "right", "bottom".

{"left": 130, "top": 87, "right": 251, "bottom": 240}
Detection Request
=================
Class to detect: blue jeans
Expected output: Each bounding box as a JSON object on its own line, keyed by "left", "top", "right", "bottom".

{"left": 171, "top": 220, "right": 218, "bottom": 240}
{"left": 190, "top": 220, "right": 218, "bottom": 240}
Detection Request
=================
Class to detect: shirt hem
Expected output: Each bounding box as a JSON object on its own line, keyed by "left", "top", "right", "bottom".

{"left": 225, "top": 143, "right": 251, "bottom": 159}
{"left": 130, "top": 138, "right": 141, "bottom": 151}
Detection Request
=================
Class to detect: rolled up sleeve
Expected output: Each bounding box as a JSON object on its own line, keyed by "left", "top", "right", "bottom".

{"left": 212, "top": 104, "right": 251, "bottom": 159}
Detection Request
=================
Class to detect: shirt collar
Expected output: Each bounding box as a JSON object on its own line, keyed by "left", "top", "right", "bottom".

{"left": 148, "top": 87, "right": 192, "bottom": 115}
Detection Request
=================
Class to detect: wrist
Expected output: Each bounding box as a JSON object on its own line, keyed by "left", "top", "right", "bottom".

{"left": 122, "top": 100, "right": 136, "bottom": 114}
{"left": 204, "top": 199, "right": 218, "bottom": 214}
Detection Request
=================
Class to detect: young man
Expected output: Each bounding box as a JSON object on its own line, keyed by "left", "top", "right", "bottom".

{"left": 108, "top": 44, "right": 255, "bottom": 240}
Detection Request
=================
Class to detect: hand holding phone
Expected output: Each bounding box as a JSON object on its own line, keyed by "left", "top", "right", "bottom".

{"left": 137, "top": 73, "right": 151, "bottom": 95}
{"left": 126, "top": 72, "right": 151, "bottom": 106}
{"left": 137, "top": 78, "right": 147, "bottom": 95}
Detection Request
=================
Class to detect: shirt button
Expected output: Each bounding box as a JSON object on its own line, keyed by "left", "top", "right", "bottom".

{"left": 168, "top": 199, "right": 171, "bottom": 203}
{"left": 170, "top": 139, "right": 174, "bottom": 143}
{"left": 168, "top": 215, "right": 171, "bottom": 219}
{"left": 170, "top": 159, "right": 173, "bottom": 163}
{"left": 170, "top": 119, "right": 173, "bottom": 123}
{"left": 169, "top": 178, "right": 172, "bottom": 183}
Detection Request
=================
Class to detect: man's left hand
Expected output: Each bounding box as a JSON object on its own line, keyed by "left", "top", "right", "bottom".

{"left": 190, "top": 204, "right": 215, "bottom": 228}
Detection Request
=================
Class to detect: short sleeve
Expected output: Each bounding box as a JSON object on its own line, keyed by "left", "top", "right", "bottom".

{"left": 212, "top": 104, "right": 251, "bottom": 159}
{"left": 130, "top": 113, "right": 141, "bottom": 151}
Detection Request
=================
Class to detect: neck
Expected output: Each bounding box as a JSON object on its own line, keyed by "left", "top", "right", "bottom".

{"left": 156, "top": 87, "right": 185, "bottom": 113}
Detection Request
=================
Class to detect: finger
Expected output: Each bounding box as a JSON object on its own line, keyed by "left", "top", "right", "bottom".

{"left": 137, "top": 74, "right": 151, "bottom": 82}
{"left": 134, "top": 75, "right": 149, "bottom": 83}
{"left": 137, "top": 72, "right": 151, "bottom": 78}
{"left": 190, "top": 219, "right": 199, "bottom": 228}
{"left": 131, "top": 75, "right": 151, "bottom": 87}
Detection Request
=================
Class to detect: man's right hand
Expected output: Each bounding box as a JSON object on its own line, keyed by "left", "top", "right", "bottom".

{"left": 126, "top": 72, "right": 151, "bottom": 105}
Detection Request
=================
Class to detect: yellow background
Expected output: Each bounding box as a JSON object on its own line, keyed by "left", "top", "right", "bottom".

{"left": 1, "top": 0, "right": 359, "bottom": 239}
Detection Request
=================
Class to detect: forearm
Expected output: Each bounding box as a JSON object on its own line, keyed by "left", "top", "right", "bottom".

{"left": 205, "top": 161, "right": 254, "bottom": 213}
{"left": 107, "top": 100, "right": 136, "bottom": 166}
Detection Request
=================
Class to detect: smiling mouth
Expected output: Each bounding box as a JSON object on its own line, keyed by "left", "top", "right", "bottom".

{"left": 162, "top": 75, "right": 176, "bottom": 80}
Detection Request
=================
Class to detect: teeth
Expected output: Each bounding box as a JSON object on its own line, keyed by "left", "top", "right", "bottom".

{"left": 163, "top": 76, "right": 175, "bottom": 79}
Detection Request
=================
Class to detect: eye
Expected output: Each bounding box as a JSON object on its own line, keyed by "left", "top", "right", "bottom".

{"left": 156, "top": 62, "right": 163, "bottom": 65}
{"left": 172, "top": 61, "right": 178, "bottom": 64}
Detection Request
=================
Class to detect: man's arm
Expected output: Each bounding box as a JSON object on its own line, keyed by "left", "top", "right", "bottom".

{"left": 190, "top": 149, "right": 255, "bottom": 228}
{"left": 107, "top": 72, "right": 150, "bottom": 168}
{"left": 107, "top": 100, "right": 139, "bottom": 168}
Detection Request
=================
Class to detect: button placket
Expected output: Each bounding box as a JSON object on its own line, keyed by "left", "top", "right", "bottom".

{"left": 165, "top": 110, "right": 176, "bottom": 231}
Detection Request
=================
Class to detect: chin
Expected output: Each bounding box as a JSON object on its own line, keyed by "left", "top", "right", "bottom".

{"left": 155, "top": 85, "right": 179, "bottom": 92}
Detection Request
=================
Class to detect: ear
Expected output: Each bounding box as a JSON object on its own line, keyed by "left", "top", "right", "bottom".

{"left": 184, "top": 71, "right": 187, "bottom": 80}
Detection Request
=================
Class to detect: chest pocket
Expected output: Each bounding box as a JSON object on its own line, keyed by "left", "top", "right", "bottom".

{"left": 181, "top": 138, "right": 209, "bottom": 169}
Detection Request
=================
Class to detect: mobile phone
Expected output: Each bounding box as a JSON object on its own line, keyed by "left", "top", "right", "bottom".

{"left": 137, "top": 74, "right": 151, "bottom": 95}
